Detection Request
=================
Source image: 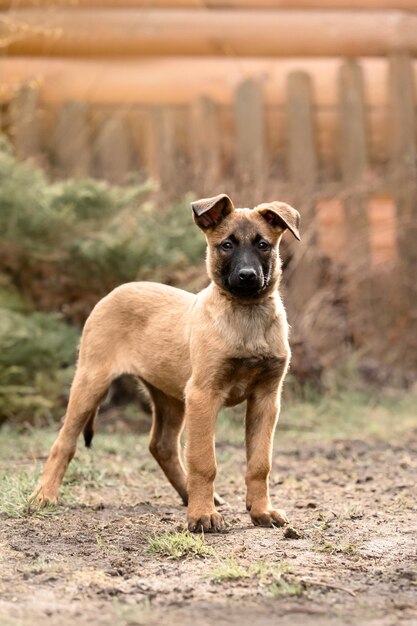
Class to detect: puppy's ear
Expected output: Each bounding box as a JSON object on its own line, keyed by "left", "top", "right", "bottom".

{"left": 191, "top": 194, "right": 234, "bottom": 230}
{"left": 255, "top": 201, "right": 301, "bottom": 241}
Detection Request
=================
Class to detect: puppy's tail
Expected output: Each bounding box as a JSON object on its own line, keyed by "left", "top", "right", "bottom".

{"left": 83, "top": 414, "right": 95, "bottom": 448}
{"left": 83, "top": 385, "right": 113, "bottom": 448}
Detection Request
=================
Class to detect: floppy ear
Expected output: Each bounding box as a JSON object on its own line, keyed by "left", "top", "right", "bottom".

{"left": 255, "top": 201, "right": 301, "bottom": 241}
{"left": 191, "top": 194, "right": 234, "bottom": 230}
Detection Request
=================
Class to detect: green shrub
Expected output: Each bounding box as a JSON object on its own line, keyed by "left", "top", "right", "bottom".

{"left": 0, "top": 309, "right": 77, "bottom": 371}
{"left": 0, "top": 136, "right": 205, "bottom": 313}
{"left": 0, "top": 136, "right": 206, "bottom": 423}
{"left": 0, "top": 305, "right": 78, "bottom": 424}
{"left": 0, "top": 136, "right": 151, "bottom": 249}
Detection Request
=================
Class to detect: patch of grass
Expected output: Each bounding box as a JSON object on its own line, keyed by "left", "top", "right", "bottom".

{"left": 0, "top": 424, "right": 57, "bottom": 461}
{"left": 0, "top": 428, "right": 146, "bottom": 516}
{"left": 345, "top": 505, "right": 365, "bottom": 520}
{"left": 210, "top": 557, "right": 251, "bottom": 583}
{"left": 279, "top": 388, "right": 417, "bottom": 443}
{"left": 251, "top": 562, "right": 303, "bottom": 597}
{"left": 22, "top": 555, "right": 61, "bottom": 575}
{"left": 65, "top": 456, "right": 107, "bottom": 488}
{"left": 147, "top": 531, "right": 215, "bottom": 559}
{"left": 209, "top": 558, "right": 303, "bottom": 597}
{"left": 112, "top": 597, "right": 151, "bottom": 625}
{"left": 217, "top": 407, "right": 245, "bottom": 446}
{"left": 318, "top": 543, "right": 359, "bottom": 556}
{"left": 95, "top": 530, "right": 105, "bottom": 550}
{"left": 0, "top": 470, "right": 59, "bottom": 518}
{"left": 269, "top": 577, "right": 303, "bottom": 597}
{"left": 98, "top": 430, "right": 148, "bottom": 457}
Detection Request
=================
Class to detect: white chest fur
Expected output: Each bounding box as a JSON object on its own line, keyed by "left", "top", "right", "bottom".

{"left": 210, "top": 293, "right": 289, "bottom": 358}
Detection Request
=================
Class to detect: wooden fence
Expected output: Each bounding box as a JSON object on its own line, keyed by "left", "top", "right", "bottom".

{"left": 2, "top": 54, "right": 416, "bottom": 214}
{"left": 1, "top": 52, "right": 416, "bottom": 366}
{"left": 2, "top": 62, "right": 417, "bottom": 276}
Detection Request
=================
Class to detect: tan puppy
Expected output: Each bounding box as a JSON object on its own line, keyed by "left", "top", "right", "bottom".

{"left": 33, "top": 194, "right": 300, "bottom": 532}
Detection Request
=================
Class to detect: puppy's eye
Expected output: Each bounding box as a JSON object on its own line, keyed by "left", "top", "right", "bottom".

{"left": 221, "top": 241, "right": 233, "bottom": 251}
{"left": 258, "top": 241, "right": 270, "bottom": 250}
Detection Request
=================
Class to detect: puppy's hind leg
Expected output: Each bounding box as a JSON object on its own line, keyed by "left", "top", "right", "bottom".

{"left": 146, "top": 384, "right": 189, "bottom": 505}
{"left": 34, "top": 364, "right": 112, "bottom": 506}
{"left": 146, "top": 384, "right": 225, "bottom": 507}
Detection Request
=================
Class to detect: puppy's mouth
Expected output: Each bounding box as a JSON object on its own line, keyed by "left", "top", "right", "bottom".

{"left": 223, "top": 277, "right": 266, "bottom": 299}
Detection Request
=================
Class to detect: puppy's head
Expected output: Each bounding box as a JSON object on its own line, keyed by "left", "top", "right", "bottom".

{"left": 191, "top": 194, "right": 300, "bottom": 300}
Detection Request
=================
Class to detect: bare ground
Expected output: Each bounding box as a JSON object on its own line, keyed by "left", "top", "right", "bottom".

{"left": 1, "top": 402, "right": 417, "bottom": 626}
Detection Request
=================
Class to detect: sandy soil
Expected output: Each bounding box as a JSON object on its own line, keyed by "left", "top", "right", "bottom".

{"left": 1, "top": 423, "right": 416, "bottom": 626}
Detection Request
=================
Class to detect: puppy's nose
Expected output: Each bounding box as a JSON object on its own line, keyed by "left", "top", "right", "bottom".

{"left": 238, "top": 268, "right": 257, "bottom": 284}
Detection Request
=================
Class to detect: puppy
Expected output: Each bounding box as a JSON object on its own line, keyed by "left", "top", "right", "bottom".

{"left": 33, "top": 194, "right": 300, "bottom": 532}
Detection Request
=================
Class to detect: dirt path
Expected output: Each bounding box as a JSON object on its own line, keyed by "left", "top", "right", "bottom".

{"left": 1, "top": 424, "right": 416, "bottom": 626}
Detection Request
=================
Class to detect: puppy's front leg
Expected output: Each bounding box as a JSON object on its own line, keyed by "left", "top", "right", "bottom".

{"left": 245, "top": 382, "right": 288, "bottom": 528}
{"left": 185, "top": 383, "right": 224, "bottom": 532}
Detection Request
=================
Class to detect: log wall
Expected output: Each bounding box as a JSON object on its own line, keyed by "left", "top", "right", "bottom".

{"left": 2, "top": 9, "right": 417, "bottom": 57}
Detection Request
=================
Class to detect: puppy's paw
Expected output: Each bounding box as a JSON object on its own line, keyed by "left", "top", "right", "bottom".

{"left": 187, "top": 510, "right": 224, "bottom": 533}
{"left": 250, "top": 508, "right": 288, "bottom": 528}
{"left": 30, "top": 484, "right": 58, "bottom": 508}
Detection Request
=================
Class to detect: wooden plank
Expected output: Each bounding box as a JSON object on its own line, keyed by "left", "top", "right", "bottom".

{"left": 190, "top": 96, "right": 221, "bottom": 194}
{"left": 127, "top": 109, "right": 150, "bottom": 173}
{"left": 338, "top": 59, "right": 371, "bottom": 343}
{"left": 368, "top": 194, "right": 396, "bottom": 269}
{"left": 339, "top": 59, "right": 370, "bottom": 250}
{"left": 146, "top": 106, "right": 191, "bottom": 194}
{"left": 316, "top": 198, "right": 345, "bottom": 262}
{"left": 3, "top": 9, "right": 417, "bottom": 57}
{"left": 234, "top": 78, "right": 265, "bottom": 196}
{"left": 366, "top": 193, "right": 403, "bottom": 359}
{"left": 147, "top": 107, "right": 174, "bottom": 189}
{"left": 339, "top": 61, "right": 368, "bottom": 187}
{"left": 388, "top": 54, "right": 417, "bottom": 317}
{"left": 286, "top": 71, "right": 317, "bottom": 216}
{"left": 3, "top": 1, "right": 417, "bottom": 9}
{"left": 53, "top": 101, "right": 91, "bottom": 178}
{"left": 284, "top": 71, "right": 320, "bottom": 318}
{"left": 94, "top": 113, "right": 135, "bottom": 183}
{"left": 9, "top": 83, "right": 40, "bottom": 161}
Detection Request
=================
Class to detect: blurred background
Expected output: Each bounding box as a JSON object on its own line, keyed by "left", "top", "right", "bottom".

{"left": 1, "top": 0, "right": 416, "bottom": 427}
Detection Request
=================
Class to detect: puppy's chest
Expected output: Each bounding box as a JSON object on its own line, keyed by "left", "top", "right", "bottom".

{"left": 205, "top": 296, "right": 289, "bottom": 403}
{"left": 213, "top": 304, "right": 284, "bottom": 356}
{"left": 222, "top": 355, "right": 286, "bottom": 406}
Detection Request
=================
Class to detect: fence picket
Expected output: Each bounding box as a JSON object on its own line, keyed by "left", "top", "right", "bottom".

{"left": 339, "top": 60, "right": 372, "bottom": 343}
{"left": 286, "top": 71, "right": 317, "bottom": 217}
{"left": 190, "top": 96, "right": 221, "bottom": 194}
{"left": 94, "top": 113, "right": 134, "bottom": 183}
{"left": 10, "top": 84, "right": 40, "bottom": 162}
{"left": 285, "top": 71, "right": 320, "bottom": 323}
{"left": 388, "top": 54, "right": 417, "bottom": 324}
{"left": 54, "top": 101, "right": 91, "bottom": 178}
{"left": 235, "top": 78, "right": 265, "bottom": 200}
